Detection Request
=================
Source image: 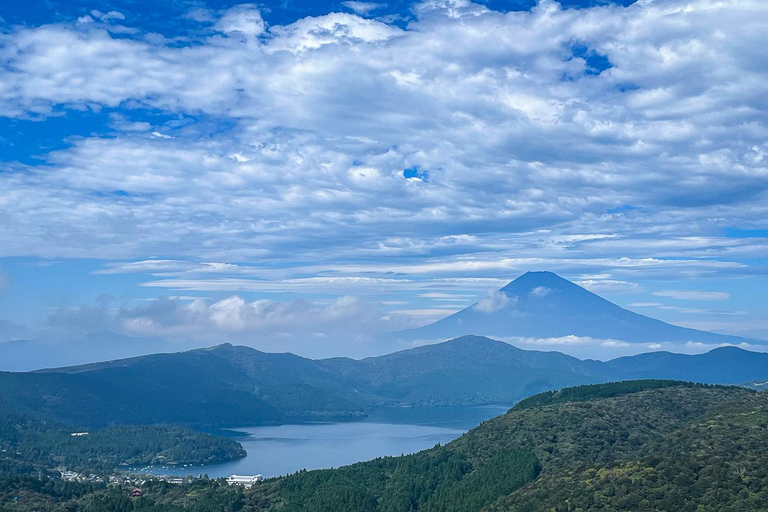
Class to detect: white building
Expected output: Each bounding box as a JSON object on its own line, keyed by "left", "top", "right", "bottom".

{"left": 225, "top": 475, "right": 263, "bottom": 488}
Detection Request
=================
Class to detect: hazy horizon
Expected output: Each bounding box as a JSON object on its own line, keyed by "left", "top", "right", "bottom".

{"left": 2, "top": 271, "right": 767, "bottom": 372}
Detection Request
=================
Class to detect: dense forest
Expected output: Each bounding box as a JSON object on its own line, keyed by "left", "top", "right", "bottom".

{"left": 0, "top": 409, "right": 245, "bottom": 475}
{"left": 509, "top": 379, "right": 730, "bottom": 410}
{"left": 0, "top": 476, "right": 259, "bottom": 512}
{"left": 1, "top": 380, "right": 766, "bottom": 511}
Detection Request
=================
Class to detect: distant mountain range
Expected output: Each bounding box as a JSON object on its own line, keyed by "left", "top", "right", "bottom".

{"left": 384, "top": 271, "right": 759, "bottom": 346}
{"left": 2, "top": 335, "right": 768, "bottom": 428}
{"left": 2, "top": 271, "right": 764, "bottom": 372}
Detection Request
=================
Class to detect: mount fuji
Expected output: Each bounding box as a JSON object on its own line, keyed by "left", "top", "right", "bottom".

{"left": 384, "top": 271, "right": 759, "bottom": 347}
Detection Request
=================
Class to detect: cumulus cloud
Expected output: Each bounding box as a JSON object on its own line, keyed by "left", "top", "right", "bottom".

{"left": 267, "top": 12, "right": 401, "bottom": 52}
{"left": 474, "top": 291, "right": 515, "bottom": 313}
{"left": 214, "top": 4, "right": 265, "bottom": 38}
{"left": 44, "top": 295, "right": 421, "bottom": 356}
{"left": 530, "top": 286, "right": 551, "bottom": 297}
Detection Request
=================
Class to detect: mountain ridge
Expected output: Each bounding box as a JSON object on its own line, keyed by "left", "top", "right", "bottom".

{"left": 2, "top": 334, "right": 768, "bottom": 428}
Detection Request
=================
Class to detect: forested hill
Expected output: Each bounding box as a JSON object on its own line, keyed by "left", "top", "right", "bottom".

{"left": 3, "top": 381, "right": 765, "bottom": 512}
{"left": 0, "top": 408, "right": 245, "bottom": 475}
{"left": 245, "top": 381, "right": 766, "bottom": 512}
{"left": 2, "top": 336, "right": 768, "bottom": 428}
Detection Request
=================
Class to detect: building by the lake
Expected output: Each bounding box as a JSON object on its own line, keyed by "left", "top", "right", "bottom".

{"left": 225, "top": 475, "right": 263, "bottom": 488}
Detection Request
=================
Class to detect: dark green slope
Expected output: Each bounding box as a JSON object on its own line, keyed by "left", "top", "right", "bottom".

{"left": 1, "top": 382, "right": 766, "bottom": 512}
{"left": 245, "top": 381, "right": 763, "bottom": 512}
{"left": 0, "top": 408, "right": 245, "bottom": 475}
{"left": 490, "top": 391, "right": 768, "bottom": 512}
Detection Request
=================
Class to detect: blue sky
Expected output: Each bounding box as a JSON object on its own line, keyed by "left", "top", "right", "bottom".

{"left": 1, "top": 0, "right": 767, "bottom": 359}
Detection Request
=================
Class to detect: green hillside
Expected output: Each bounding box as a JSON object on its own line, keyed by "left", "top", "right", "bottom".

{"left": 0, "top": 409, "right": 245, "bottom": 475}
{"left": 3, "top": 381, "right": 765, "bottom": 512}
{"left": 253, "top": 381, "right": 759, "bottom": 512}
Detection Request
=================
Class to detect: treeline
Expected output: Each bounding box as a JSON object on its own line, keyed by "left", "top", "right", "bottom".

{"left": 0, "top": 476, "right": 105, "bottom": 511}
{"left": 491, "top": 392, "right": 768, "bottom": 511}
{"left": 276, "top": 447, "right": 539, "bottom": 512}
{"left": 0, "top": 411, "right": 245, "bottom": 474}
{"left": 510, "top": 379, "right": 743, "bottom": 411}
{"left": 0, "top": 476, "right": 260, "bottom": 512}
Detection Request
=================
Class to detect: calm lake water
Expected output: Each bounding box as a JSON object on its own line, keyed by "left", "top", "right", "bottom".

{"left": 138, "top": 405, "right": 510, "bottom": 478}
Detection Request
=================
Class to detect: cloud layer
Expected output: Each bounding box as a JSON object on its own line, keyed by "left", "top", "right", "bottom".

{"left": 1, "top": 0, "right": 766, "bottom": 263}
{"left": 1, "top": 0, "right": 767, "bottom": 353}
{"left": 44, "top": 294, "right": 419, "bottom": 357}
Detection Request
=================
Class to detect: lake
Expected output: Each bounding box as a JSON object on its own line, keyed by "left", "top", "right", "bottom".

{"left": 138, "top": 405, "right": 510, "bottom": 478}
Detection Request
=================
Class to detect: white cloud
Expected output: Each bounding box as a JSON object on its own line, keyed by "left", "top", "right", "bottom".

{"left": 0, "top": 0, "right": 766, "bottom": 272}
{"left": 473, "top": 291, "right": 515, "bottom": 313}
{"left": 214, "top": 4, "right": 265, "bottom": 38}
{"left": 342, "top": 2, "right": 386, "bottom": 15}
{"left": 267, "top": 12, "right": 401, "bottom": 52}
{"left": 507, "top": 335, "right": 760, "bottom": 360}
{"left": 0, "top": 0, "right": 766, "bottom": 349}
{"left": 516, "top": 335, "right": 619, "bottom": 347}
{"left": 577, "top": 279, "right": 642, "bottom": 294}
{"left": 419, "top": 292, "right": 476, "bottom": 299}
{"left": 653, "top": 290, "right": 730, "bottom": 301}
{"left": 96, "top": 260, "right": 196, "bottom": 275}
{"left": 90, "top": 10, "right": 126, "bottom": 23}
{"left": 390, "top": 308, "right": 460, "bottom": 317}
{"left": 209, "top": 295, "right": 249, "bottom": 330}
{"left": 44, "top": 294, "right": 421, "bottom": 356}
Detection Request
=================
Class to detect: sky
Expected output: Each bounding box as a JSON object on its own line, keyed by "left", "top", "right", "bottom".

{"left": 0, "top": 0, "right": 767, "bottom": 361}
